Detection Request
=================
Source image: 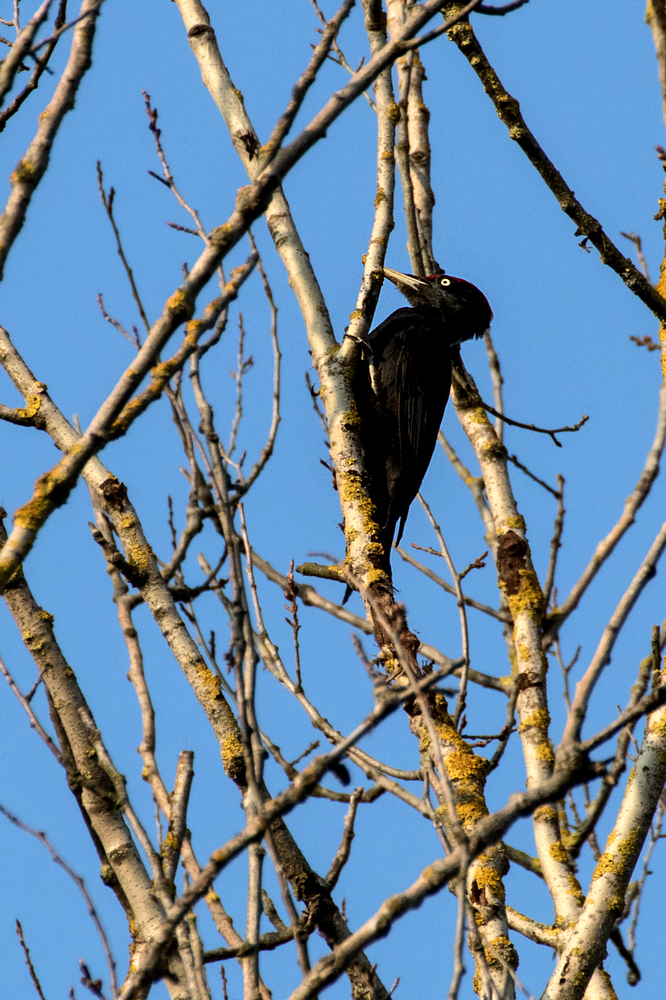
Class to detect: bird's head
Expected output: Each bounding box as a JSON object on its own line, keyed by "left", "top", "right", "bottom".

{"left": 383, "top": 266, "right": 493, "bottom": 343}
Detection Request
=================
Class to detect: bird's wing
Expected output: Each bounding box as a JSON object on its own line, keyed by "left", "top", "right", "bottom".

{"left": 369, "top": 310, "right": 451, "bottom": 542}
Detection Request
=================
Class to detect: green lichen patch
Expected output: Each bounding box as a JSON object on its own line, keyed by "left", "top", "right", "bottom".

{"left": 566, "top": 873, "right": 585, "bottom": 907}
{"left": 536, "top": 740, "right": 555, "bottom": 763}
{"left": 221, "top": 730, "right": 245, "bottom": 781}
{"left": 549, "top": 841, "right": 569, "bottom": 865}
{"left": 534, "top": 804, "right": 557, "bottom": 823}
{"left": 125, "top": 541, "right": 154, "bottom": 582}
{"left": 473, "top": 861, "right": 507, "bottom": 904}
{"left": 10, "top": 158, "right": 37, "bottom": 186}
{"left": 468, "top": 406, "right": 490, "bottom": 425}
{"left": 507, "top": 568, "right": 545, "bottom": 621}
{"left": 519, "top": 707, "right": 550, "bottom": 733}
{"left": 486, "top": 934, "right": 518, "bottom": 970}
{"left": 165, "top": 288, "right": 195, "bottom": 321}
{"left": 386, "top": 101, "right": 400, "bottom": 124}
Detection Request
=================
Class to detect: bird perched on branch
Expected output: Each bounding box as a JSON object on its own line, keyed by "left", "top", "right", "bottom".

{"left": 356, "top": 265, "right": 493, "bottom": 557}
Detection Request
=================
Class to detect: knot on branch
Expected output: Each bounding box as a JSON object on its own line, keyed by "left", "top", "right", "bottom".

{"left": 554, "top": 742, "right": 590, "bottom": 780}
{"left": 99, "top": 476, "right": 129, "bottom": 510}
{"left": 187, "top": 23, "right": 214, "bottom": 40}
{"left": 496, "top": 529, "right": 527, "bottom": 597}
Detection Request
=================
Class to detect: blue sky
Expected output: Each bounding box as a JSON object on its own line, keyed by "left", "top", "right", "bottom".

{"left": 1, "top": 2, "right": 665, "bottom": 998}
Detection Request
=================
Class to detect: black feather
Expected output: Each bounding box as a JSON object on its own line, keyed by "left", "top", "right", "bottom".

{"left": 355, "top": 270, "right": 492, "bottom": 558}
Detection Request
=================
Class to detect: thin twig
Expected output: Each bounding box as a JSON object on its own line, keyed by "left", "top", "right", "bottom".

{"left": 395, "top": 49, "right": 423, "bottom": 275}
{"left": 620, "top": 231, "right": 651, "bottom": 283}
{"left": 79, "top": 959, "right": 107, "bottom": 1000}
{"left": 0, "top": 0, "right": 68, "bottom": 134}
{"left": 264, "top": 829, "right": 312, "bottom": 981}
{"left": 568, "top": 632, "right": 661, "bottom": 857}
{"left": 396, "top": 545, "right": 510, "bottom": 624}
{"left": 417, "top": 494, "right": 470, "bottom": 729}
{"left": 0, "top": 652, "right": 63, "bottom": 763}
{"left": 438, "top": 431, "right": 496, "bottom": 545}
{"left": 484, "top": 329, "right": 504, "bottom": 444}
{"left": 96, "top": 293, "right": 141, "bottom": 349}
{"left": 96, "top": 162, "right": 150, "bottom": 334}
{"left": 284, "top": 559, "right": 304, "bottom": 692}
{"left": 562, "top": 522, "right": 666, "bottom": 746}
{"left": 312, "top": 0, "right": 376, "bottom": 110}
{"left": 234, "top": 236, "right": 282, "bottom": 495}
{"left": 0, "top": 0, "right": 53, "bottom": 108}
{"left": 2, "top": 805, "right": 117, "bottom": 997}
{"left": 652, "top": 624, "right": 663, "bottom": 689}
{"left": 447, "top": 885, "right": 467, "bottom": 1000}
{"left": 326, "top": 787, "right": 363, "bottom": 889}
{"left": 554, "top": 639, "right": 580, "bottom": 714}
{"left": 333, "top": 556, "right": 467, "bottom": 845}
{"left": 143, "top": 90, "right": 207, "bottom": 240}
{"left": 549, "top": 382, "right": 666, "bottom": 633}
{"left": 227, "top": 312, "right": 250, "bottom": 458}
{"left": 543, "top": 474, "right": 565, "bottom": 610}
{"left": 480, "top": 400, "right": 588, "bottom": 448}
{"left": 261, "top": 0, "right": 356, "bottom": 162}
{"left": 305, "top": 372, "right": 329, "bottom": 437}
{"left": 580, "top": 681, "right": 666, "bottom": 756}
{"left": 507, "top": 452, "right": 560, "bottom": 498}
{"left": 627, "top": 800, "right": 665, "bottom": 960}
{"left": 446, "top": 14, "right": 666, "bottom": 323}
{"left": 487, "top": 681, "right": 519, "bottom": 772}
{"left": 477, "top": 0, "right": 530, "bottom": 13}
{"left": 30, "top": 8, "right": 92, "bottom": 52}
{"left": 15, "top": 919, "right": 48, "bottom": 1000}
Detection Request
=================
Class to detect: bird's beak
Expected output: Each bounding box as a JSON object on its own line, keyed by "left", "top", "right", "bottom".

{"left": 382, "top": 266, "right": 428, "bottom": 291}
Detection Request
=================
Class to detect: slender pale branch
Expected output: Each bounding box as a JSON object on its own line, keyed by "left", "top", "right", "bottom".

{"left": 562, "top": 522, "right": 666, "bottom": 746}
{"left": 0, "top": 0, "right": 105, "bottom": 279}
{"left": 0, "top": 0, "right": 53, "bottom": 109}
{"left": 445, "top": 7, "right": 666, "bottom": 323}
{"left": 547, "top": 383, "right": 666, "bottom": 635}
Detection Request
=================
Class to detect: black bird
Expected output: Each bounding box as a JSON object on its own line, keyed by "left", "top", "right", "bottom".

{"left": 356, "top": 266, "right": 493, "bottom": 556}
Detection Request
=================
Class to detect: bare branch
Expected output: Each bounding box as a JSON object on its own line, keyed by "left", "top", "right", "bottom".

{"left": 484, "top": 329, "right": 504, "bottom": 444}
{"left": 446, "top": 11, "right": 666, "bottom": 324}
{"left": 480, "top": 400, "right": 588, "bottom": 448}
{"left": 620, "top": 230, "right": 651, "bottom": 283}
{"left": 234, "top": 240, "right": 282, "bottom": 495}
{"left": 477, "top": 0, "right": 530, "bottom": 13}
{"left": 143, "top": 90, "right": 207, "bottom": 240}
{"left": 326, "top": 787, "right": 363, "bottom": 889}
{"left": 507, "top": 452, "right": 560, "bottom": 498}
{"left": 0, "top": 0, "right": 105, "bottom": 280}
{"left": 15, "top": 919, "right": 48, "bottom": 1000}
{"left": 2, "top": 806, "right": 118, "bottom": 997}
{"left": 548, "top": 381, "right": 666, "bottom": 634}
{"left": 117, "top": 668, "right": 459, "bottom": 1000}
{"left": 562, "top": 522, "right": 666, "bottom": 746}
{"left": 395, "top": 543, "right": 511, "bottom": 626}
{"left": 0, "top": 649, "right": 63, "bottom": 763}
{"left": 543, "top": 474, "right": 565, "bottom": 610}
{"left": 162, "top": 752, "right": 195, "bottom": 884}
{"left": 0, "top": 0, "right": 53, "bottom": 109}
{"left": 0, "top": 0, "right": 69, "bottom": 134}
{"left": 261, "top": 0, "right": 356, "bottom": 162}
{"left": 96, "top": 161, "right": 151, "bottom": 333}
{"left": 417, "top": 494, "right": 470, "bottom": 728}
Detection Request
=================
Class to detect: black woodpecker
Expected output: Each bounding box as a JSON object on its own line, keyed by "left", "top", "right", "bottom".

{"left": 356, "top": 265, "right": 493, "bottom": 557}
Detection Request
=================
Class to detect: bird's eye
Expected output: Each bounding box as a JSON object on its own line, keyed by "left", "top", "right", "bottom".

{"left": 440, "top": 278, "right": 451, "bottom": 287}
